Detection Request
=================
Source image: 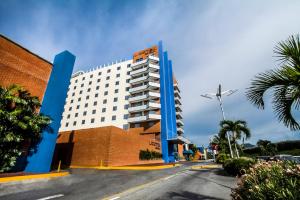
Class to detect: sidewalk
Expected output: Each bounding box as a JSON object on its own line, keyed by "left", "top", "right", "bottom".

{"left": 0, "top": 171, "right": 69, "bottom": 183}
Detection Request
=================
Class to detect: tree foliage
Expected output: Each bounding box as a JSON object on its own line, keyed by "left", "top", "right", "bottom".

{"left": 246, "top": 34, "right": 300, "bottom": 131}
{"left": 0, "top": 85, "right": 52, "bottom": 172}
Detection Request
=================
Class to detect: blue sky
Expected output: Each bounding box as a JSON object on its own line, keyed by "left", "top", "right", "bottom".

{"left": 1, "top": 0, "right": 300, "bottom": 146}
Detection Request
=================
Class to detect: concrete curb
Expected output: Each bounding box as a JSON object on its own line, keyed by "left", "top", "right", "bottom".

{"left": 70, "top": 164, "right": 181, "bottom": 170}
{"left": 190, "top": 164, "right": 222, "bottom": 170}
{"left": 0, "top": 172, "right": 69, "bottom": 183}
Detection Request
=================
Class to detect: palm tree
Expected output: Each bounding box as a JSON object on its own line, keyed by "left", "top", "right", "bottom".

{"left": 219, "top": 120, "right": 251, "bottom": 158}
{"left": 246, "top": 34, "right": 300, "bottom": 131}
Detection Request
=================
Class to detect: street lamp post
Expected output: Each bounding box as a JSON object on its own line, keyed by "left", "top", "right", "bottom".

{"left": 201, "top": 84, "right": 237, "bottom": 158}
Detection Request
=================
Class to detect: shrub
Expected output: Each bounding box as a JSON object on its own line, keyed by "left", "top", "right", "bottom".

{"left": 223, "top": 157, "right": 256, "bottom": 176}
{"left": 232, "top": 161, "right": 300, "bottom": 200}
{"left": 216, "top": 153, "right": 229, "bottom": 164}
{"left": 139, "top": 149, "right": 162, "bottom": 160}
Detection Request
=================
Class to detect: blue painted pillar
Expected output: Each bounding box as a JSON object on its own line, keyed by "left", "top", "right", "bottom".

{"left": 25, "top": 51, "right": 75, "bottom": 173}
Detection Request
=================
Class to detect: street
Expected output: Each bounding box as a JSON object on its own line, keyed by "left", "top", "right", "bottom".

{"left": 0, "top": 163, "right": 236, "bottom": 200}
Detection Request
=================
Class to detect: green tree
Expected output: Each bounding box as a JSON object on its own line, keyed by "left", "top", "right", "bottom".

{"left": 246, "top": 34, "right": 300, "bottom": 131}
{"left": 257, "top": 139, "right": 278, "bottom": 156}
{"left": 219, "top": 120, "right": 251, "bottom": 158}
{"left": 0, "top": 85, "right": 52, "bottom": 172}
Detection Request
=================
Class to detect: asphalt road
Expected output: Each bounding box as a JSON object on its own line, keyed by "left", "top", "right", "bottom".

{"left": 0, "top": 162, "right": 236, "bottom": 200}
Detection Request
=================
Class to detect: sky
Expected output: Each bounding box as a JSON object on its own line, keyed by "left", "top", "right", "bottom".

{"left": 1, "top": 0, "right": 300, "bottom": 146}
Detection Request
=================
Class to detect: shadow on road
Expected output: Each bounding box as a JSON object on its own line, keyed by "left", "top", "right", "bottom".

{"left": 156, "top": 191, "right": 226, "bottom": 200}
{"left": 182, "top": 170, "right": 234, "bottom": 189}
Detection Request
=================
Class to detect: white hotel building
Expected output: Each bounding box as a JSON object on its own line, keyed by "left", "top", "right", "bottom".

{"left": 59, "top": 42, "right": 189, "bottom": 163}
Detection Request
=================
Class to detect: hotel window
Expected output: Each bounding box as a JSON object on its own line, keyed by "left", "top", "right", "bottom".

{"left": 124, "top": 104, "right": 129, "bottom": 109}
{"left": 72, "top": 92, "right": 75, "bottom": 96}
{"left": 102, "top": 108, "right": 106, "bottom": 113}
{"left": 82, "top": 77, "right": 85, "bottom": 80}
{"left": 92, "top": 110, "right": 96, "bottom": 114}
{"left": 75, "top": 79, "right": 78, "bottom": 83}
{"left": 89, "top": 81, "right": 92, "bottom": 85}
{"left": 98, "top": 72, "right": 102, "bottom": 75}
{"left": 82, "top": 120, "right": 85, "bottom": 125}
{"left": 81, "top": 84, "right": 84, "bottom": 87}
{"left": 96, "top": 86, "right": 100, "bottom": 90}
{"left": 134, "top": 124, "right": 140, "bottom": 128}
{"left": 104, "top": 91, "right": 108, "bottom": 96}
{"left": 123, "top": 124, "right": 129, "bottom": 130}
{"left": 113, "top": 97, "right": 118, "bottom": 102}
{"left": 115, "top": 81, "right": 119, "bottom": 85}
{"left": 69, "top": 107, "right": 72, "bottom": 111}
{"left": 103, "top": 99, "right": 107, "bottom": 104}
{"left": 115, "top": 89, "right": 119, "bottom": 94}
{"left": 125, "top": 95, "right": 129, "bottom": 100}
{"left": 73, "top": 121, "right": 77, "bottom": 126}
{"left": 112, "top": 115, "right": 116, "bottom": 120}
{"left": 97, "top": 79, "right": 101, "bottom": 82}
{"left": 87, "top": 88, "right": 91, "bottom": 92}
{"left": 83, "top": 111, "right": 87, "bottom": 116}
{"left": 127, "top": 64, "right": 131, "bottom": 68}
{"left": 78, "top": 97, "right": 81, "bottom": 101}
{"left": 123, "top": 114, "right": 129, "bottom": 119}
{"left": 105, "top": 83, "right": 109, "bottom": 88}
{"left": 65, "top": 122, "right": 69, "bottom": 127}
{"left": 127, "top": 71, "right": 130, "bottom": 75}
{"left": 86, "top": 95, "right": 89, "bottom": 100}
{"left": 79, "top": 90, "right": 83, "bottom": 94}
{"left": 76, "top": 105, "right": 80, "bottom": 109}
{"left": 106, "top": 76, "right": 110, "bottom": 80}
{"left": 116, "top": 74, "right": 120, "bottom": 78}
{"left": 75, "top": 113, "right": 78, "bottom": 117}
{"left": 113, "top": 106, "right": 117, "bottom": 111}
{"left": 107, "top": 69, "right": 111, "bottom": 73}
{"left": 73, "top": 86, "right": 76, "bottom": 90}
{"left": 101, "top": 117, "right": 105, "bottom": 122}
{"left": 117, "top": 66, "right": 121, "bottom": 70}
{"left": 91, "top": 118, "right": 95, "bottom": 123}
{"left": 71, "top": 99, "right": 74, "bottom": 103}
{"left": 95, "top": 93, "right": 98, "bottom": 97}
{"left": 126, "top": 87, "right": 130, "bottom": 91}
{"left": 93, "top": 101, "right": 97, "bottom": 106}
{"left": 67, "top": 114, "right": 70, "bottom": 119}
{"left": 126, "top": 79, "right": 130, "bottom": 83}
{"left": 90, "top": 75, "right": 93, "bottom": 78}
{"left": 85, "top": 103, "right": 88, "bottom": 107}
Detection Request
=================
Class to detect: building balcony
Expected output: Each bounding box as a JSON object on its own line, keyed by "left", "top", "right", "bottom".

{"left": 128, "top": 104, "right": 147, "bottom": 112}
{"left": 174, "top": 83, "right": 181, "bottom": 93}
{"left": 175, "top": 96, "right": 182, "bottom": 105}
{"left": 149, "top": 63, "right": 160, "bottom": 71}
{"left": 177, "top": 127, "right": 184, "bottom": 134}
{"left": 129, "top": 76, "right": 148, "bottom": 84}
{"left": 148, "top": 81, "right": 160, "bottom": 89}
{"left": 149, "top": 55, "right": 159, "bottom": 62}
{"left": 128, "top": 94, "right": 148, "bottom": 102}
{"left": 129, "top": 85, "right": 148, "bottom": 93}
{"left": 148, "top": 72, "right": 160, "bottom": 79}
{"left": 131, "top": 59, "right": 148, "bottom": 69}
{"left": 176, "top": 111, "right": 183, "bottom": 119}
{"left": 149, "top": 91, "right": 160, "bottom": 98}
{"left": 148, "top": 113, "right": 161, "bottom": 120}
{"left": 128, "top": 115, "right": 147, "bottom": 123}
{"left": 176, "top": 119, "right": 184, "bottom": 126}
{"left": 148, "top": 102, "right": 161, "bottom": 109}
{"left": 130, "top": 67, "right": 148, "bottom": 76}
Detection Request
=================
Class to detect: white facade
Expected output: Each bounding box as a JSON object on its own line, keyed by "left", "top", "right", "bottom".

{"left": 59, "top": 60, "right": 132, "bottom": 132}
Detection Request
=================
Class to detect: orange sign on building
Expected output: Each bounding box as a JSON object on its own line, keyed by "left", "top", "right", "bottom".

{"left": 132, "top": 45, "right": 159, "bottom": 63}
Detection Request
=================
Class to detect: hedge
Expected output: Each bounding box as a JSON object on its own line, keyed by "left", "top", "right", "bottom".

{"left": 139, "top": 149, "right": 162, "bottom": 160}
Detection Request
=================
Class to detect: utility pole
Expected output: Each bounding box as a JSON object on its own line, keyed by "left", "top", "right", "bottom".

{"left": 201, "top": 84, "right": 237, "bottom": 158}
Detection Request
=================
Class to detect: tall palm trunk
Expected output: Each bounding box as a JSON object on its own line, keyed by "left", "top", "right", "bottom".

{"left": 233, "top": 131, "right": 240, "bottom": 158}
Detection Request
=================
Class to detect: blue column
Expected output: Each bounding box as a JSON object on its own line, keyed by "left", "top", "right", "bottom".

{"left": 25, "top": 51, "right": 75, "bottom": 173}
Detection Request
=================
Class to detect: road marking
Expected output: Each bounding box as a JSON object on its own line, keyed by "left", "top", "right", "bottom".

{"left": 109, "top": 197, "right": 120, "bottom": 200}
{"left": 37, "top": 194, "right": 64, "bottom": 200}
{"left": 163, "top": 174, "right": 176, "bottom": 180}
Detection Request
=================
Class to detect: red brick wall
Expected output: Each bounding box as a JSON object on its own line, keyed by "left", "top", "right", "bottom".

{"left": 55, "top": 126, "right": 163, "bottom": 167}
{"left": 0, "top": 35, "right": 52, "bottom": 101}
